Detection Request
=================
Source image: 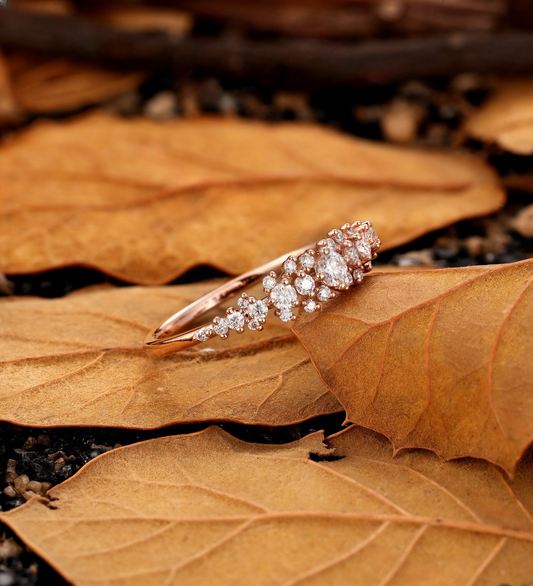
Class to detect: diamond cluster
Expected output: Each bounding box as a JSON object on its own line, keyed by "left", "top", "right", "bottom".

{"left": 193, "top": 221, "right": 380, "bottom": 342}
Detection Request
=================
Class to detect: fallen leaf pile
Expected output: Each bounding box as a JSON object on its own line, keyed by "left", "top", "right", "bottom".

{"left": 3, "top": 426, "right": 533, "bottom": 586}
{"left": 0, "top": 112, "right": 503, "bottom": 284}
{"left": 293, "top": 259, "right": 533, "bottom": 474}
{"left": 0, "top": 283, "right": 340, "bottom": 428}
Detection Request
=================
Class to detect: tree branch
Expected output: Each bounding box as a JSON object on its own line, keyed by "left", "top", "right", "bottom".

{"left": 1, "top": 9, "right": 533, "bottom": 89}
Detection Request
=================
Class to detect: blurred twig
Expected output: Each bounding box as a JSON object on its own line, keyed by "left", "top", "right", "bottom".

{"left": 2, "top": 9, "right": 533, "bottom": 89}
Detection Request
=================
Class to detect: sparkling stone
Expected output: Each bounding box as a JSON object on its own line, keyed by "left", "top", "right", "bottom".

{"left": 324, "top": 238, "right": 338, "bottom": 252}
{"left": 353, "top": 269, "right": 364, "bottom": 283}
{"left": 331, "top": 229, "right": 344, "bottom": 243}
{"left": 248, "top": 319, "right": 261, "bottom": 330}
{"left": 213, "top": 318, "right": 229, "bottom": 337}
{"left": 344, "top": 272, "right": 354, "bottom": 286}
{"left": 278, "top": 308, "right": 294, "bottom": 322}
{"left": 316, "top": 246, "right": 349, "bottom": 287}
{"left": 226, "top": 311, "right": 245, "bottom": 330}
{"left": 262, "top": 275, "right": 276, "bottom": 290}
{"left": 194, "top": 328, "right": 209, "bottom": 342}
{"left": 248, "top": 299, "right": 268, "bottom": 319}
{"left": 295, "top": 275, "right": 315, "bottom": 295}
{"left": 344, "top": 247, "right": 360, "bottom": 266}
{"left": 270, "top": 284, "right": 297, "bottom": 309}
{"left": 305, "top": 299, "right": 317, "bottom": 313}
{"left": 237, "top": 297, "right": 249, "bottom": 309}
{"left": 355, "top": 235, "right": 372, "bottom": 262}
{"left": 317, "top": 285, "right": 331, "bottom": 301}
{"left": 366, "top": 227, "right": 378, "bottom": 246}
{"left": 283, "top": 259, "right": 297, "bottom": 275}
{"left": 299, "top": 253, "right": 315, "bottom": 269}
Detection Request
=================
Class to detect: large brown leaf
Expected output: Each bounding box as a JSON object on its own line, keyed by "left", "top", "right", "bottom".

{"left": 0, "top": 112, "right": 503, "bottom": 284}
{"left": 0, "top": 283, "right": 340, "bottom": 428}
{"left": 465, "top": 80, "right": 533, "bottom": 155}
{"left": 293, "top": 259, "right": 533, "bottom": 474}
{"left": 2, "top": 425, "right": 533, "bottom": 585}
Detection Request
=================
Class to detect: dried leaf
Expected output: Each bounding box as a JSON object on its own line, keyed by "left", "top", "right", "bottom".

{"left": 293, "top": 260, "right": 533, "bottom": 474}
{"left": 465, "top": 80, "right": 533, "bottom": 155}
{"left": 0, "top": 112, "right": 503, "bottom": 285}
{"left": 6, "top": 54, "right": 145, "bottom": 113}
{"left": 0, "top": 283, "right": 340, "bottom": 428}
{"left": 2, "top": 425, "right": 533, "bottom": 585}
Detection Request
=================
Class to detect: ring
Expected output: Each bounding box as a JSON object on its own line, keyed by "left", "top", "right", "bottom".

{"left": 144, "top": 221, "right": 381, "bottom": 357}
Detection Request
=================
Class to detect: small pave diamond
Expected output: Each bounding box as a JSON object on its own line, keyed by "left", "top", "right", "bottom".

{"left": 356, "top": 236, "right": 372, "bottom": 262}
{"left": 283, "top": 259, "right": 297, "bottom": 275}
{"left": 317, "top": 285, "right": 331, "bottom": 301}
{"left": 248, "top": 319, "right": 261, "bottom": 330}
{"left": 226, "top": 311, "right": 245, "bottom": 330}
{"left": 194, "top": 328, "right": 209, "bottom": 342}
{"left": 299, "top": 253, "right": 315, "bottom": 269}
{"left": 237, "top": 297, "right": 249, "bottom": 309}
{"left": 305, "top": 299, "right": 317, "bottom": 313}
{"left": 270, "top": 284, "right": 297, "bottom": 309}
{"left": 279, "top": 308, "right": 294, "bottom": 322}
{"left": 213, "top": 318, "right": 229, "bottom": 337}
{"left": 295, "top": 275, "right": 315, "bottom": 295}
{"left": 344, "top": 247, "right": 360, "bottom": 265}
{"left": 248, "top": 299, "right": 268, "bottom": 319}
{"left": 262, "top": 275, "right": 276, "bottom": 290}
{"left": 331, "top": 229, "right": 344, "bottom": 243}
{"left": 344, "top": 272, "right": 354, "bottom": 286}
{"left": 353, "top": 268, "right": 364, "bottom": 283}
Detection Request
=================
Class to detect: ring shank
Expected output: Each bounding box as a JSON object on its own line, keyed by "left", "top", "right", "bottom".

{"left": 144, "top": 244, "right": 310, "bottom": 357}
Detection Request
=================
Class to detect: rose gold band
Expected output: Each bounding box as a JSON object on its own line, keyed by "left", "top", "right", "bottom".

{"left": 144, "top": 222, "right": 381, "bottom": 357}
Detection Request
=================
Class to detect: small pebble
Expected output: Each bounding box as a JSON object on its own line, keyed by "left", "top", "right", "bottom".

{"left": 22, "top": 437, "right": 37, "bottom": 451}
{"left": 396, "top": 250, "right": 434, "bottom": 266}
{"left": 144, "top": 91, "right": 178, "bottom": 119}
{"left": 22, "top": 490, "right": 37, "bottom": 502}
{"left": 41, "top": 482, "right": 52, "bottom": 494}
{"left": 2, "top": 486, "right": 16, "bottom": 499}
{"left": 4, "top": 461, "right": 17, "bottom": 485}
{"left": 13, "top": 475, "right": 29, "bottom": 495}
{"left": 37, "top": 433, "right": 51, "bottom": 448}
{"left": 0, "top": 535, "right": 23, "bottom": 559}
{"left": 465, "top": 236, "right": 486, "bottom": 257}
{"left": 27, "top": 481, "right": 42, "bottom": 494}
{"left": 380, "top": 98, "right": 426, "bottom": 144}
{"left": 54, "top": 458, "right": 66, "bottom": 471}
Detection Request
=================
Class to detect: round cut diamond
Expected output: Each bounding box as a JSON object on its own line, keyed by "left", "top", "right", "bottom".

{"left": 237, "top": 297, "right": 249, "bottom": 309}
{"left": 226, "top": 311, "right": 245, "bottom": 330}
{"left": 194, "top": 328, "right": 209, "bottom": 342}
{"left": 305, "top": 299, "right": 317, "bottom": 313}
{"left": 248, "top": 299, "right": 268, "bottom": 319}
{"left": 344, "top": 272, "right": 354, "bottom": 286}
{"left": 262, "top": 275, "right": 276, "bottom": 290}
{"left": 213, "top": 318, "right": 229, "bottom": 337}
{"left": 248, "top": 319, "right": 261, "bottom": 330}
{"left": 299, "top": 253, "right": 315, "bottom": 269}
{"left": 278, "top": 308, "right": 294, "bottom": 322}
{"left": 283, "top": 259, "right": 297, "bottom": 275}
{"left": 344, "top": 247, "right": 360, "bottom": 266}
{"left": 365, "top": 226, "right": 378, "bottom": 245}
{"left": 316, "top": 246, "right": 349, "bottom": 288}
{"left": 295, "top": 275, "right": 315, "bottom": 296}
{"left": 317, "top": 285, "right": 331, "bottom": 301}
{"left": 270, "top": 284, "right": 297, "bottom": 309}
{"left": 353, "top": 268, "right": 364, "bottom": 283}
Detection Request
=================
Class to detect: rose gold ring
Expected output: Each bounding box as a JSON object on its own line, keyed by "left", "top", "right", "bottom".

{"left": 144, "top": 221, "right": 381, "bottom": 357}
